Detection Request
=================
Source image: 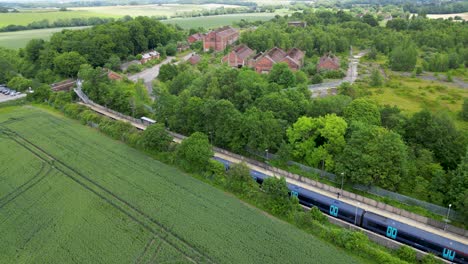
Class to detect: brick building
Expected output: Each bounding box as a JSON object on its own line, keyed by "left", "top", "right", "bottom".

{"left": 203, "top": 26, "right": 239, "bottom": 52}
{"left": 249, "top": 47, "right": 305, "bottom": 73}
{"left": 317, "top": 54, "right": 340, "bottom": 71}
{"left": 222, "top": 44, "right": 255, "bottom": 68}
{"left": 288, "top": 21, "right": 307, "bottom": 27}
{"left": 188, "top": 33, "right": 203, "bottom": 44}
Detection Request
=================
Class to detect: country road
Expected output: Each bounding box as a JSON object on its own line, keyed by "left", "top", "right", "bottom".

{"left": 128, "top": 52, "right": 195, "bottom": 95}
{"left": 309, "top": 51, "right": 366, "bottom": 97}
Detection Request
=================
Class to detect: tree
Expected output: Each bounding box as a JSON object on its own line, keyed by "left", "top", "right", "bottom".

{"left": 226, "top": 162, "right": 256, "bottom": 195}
{"left": 268, "top": 63, "right": 296, "bottom": 87}
{"left": 141, "top": 123, "right": 172, "bottom": 152}
{"left": 105, "top": 55, "right": 121, "bottom": 71}
{"left": 389, "top": 41, "right": 417, "bottom": 71}
{"left": 158, "top": 63, "right": 178, "bottom": 82}
{"left": 336, "top": 123, "right": 408, "bottom": 190}
{"left": 53, "top": 51, "right": 87, "bottom": 77}
{"left": 287, "top": 114, "right": 347, "bottom": 170}
{"left": 165, "top": 43, "right": 177, "bottom": 56}
{"left": 307, "top": 95, "right": 352, "bottom": 117}
{"left": 262, "top": 177, "right": 298, "bottom": 217}
{"left": 446, "top": 149, "right": 468, "bottom": 221}
{"left": 7, "top": 76, "right": 33, "bottom": 92}
{"left": 24, "top": 39, "right": 45, "bottom": 63}
{"left": 362, "top": 14, "right": 378, "bottom": 27}
{"left": 27, "top": 84, "right": 51, "bottom": 103}
{"left": 380, "top": 105, "right": 407, "bottom": 135}
{"left": 175, "top": 132, "right": 213, "bottom": 172}
{"left": 343, "top": 98, "right": 381, "bottom": 126}
{"left": 369, "top": 69, "right": 383, "bottom": 87}
{"left": 405, "top": 110, "right": 465, "bottom": 170}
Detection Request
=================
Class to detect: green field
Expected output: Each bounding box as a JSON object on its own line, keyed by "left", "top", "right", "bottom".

{"left": 0, "top": 26, "right": 88, "bottom": 49}
{"left": 0, "top": 105, "right": 362, "bottom": 263}
{"left": 163, "top": 13, "right": 277, "bottom": 29}
{"left": 0, "top": 4, "right": 243, "bottom": 27}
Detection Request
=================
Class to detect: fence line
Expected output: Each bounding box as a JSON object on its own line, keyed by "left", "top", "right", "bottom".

{"left": 245, "top": 148, "right": 463, "bottom": 222}
{"left": 74, "top": 87, "right": 467, "bottom": 238}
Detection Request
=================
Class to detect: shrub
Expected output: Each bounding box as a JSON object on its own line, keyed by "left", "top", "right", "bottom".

{"left": 395, "top": 245, "right": 417, "bottom": 263}
{"left": 309, "top": 206, "right": 327, "bottom": 223}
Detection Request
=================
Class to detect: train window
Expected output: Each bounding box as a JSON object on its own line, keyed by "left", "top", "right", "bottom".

{"left": 386, "top": 226, "right": 398, "bottom": 239}
{"left": 329, "top": 205, "right": 339, "bottom": 217}
{"left": 365, "top": 219, "right": 387, "bottom": 234}
{"left": 442, "top": 248, "right": 456, "bottom": 261}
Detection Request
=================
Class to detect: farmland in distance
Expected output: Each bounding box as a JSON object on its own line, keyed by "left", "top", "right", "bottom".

{"left": 0, "top": 105, "right": 363, "bottom": 263}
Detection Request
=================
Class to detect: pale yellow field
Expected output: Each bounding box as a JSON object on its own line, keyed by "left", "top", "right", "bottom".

{"left": 426, "top": 12, "right": 468, "bottom": 20}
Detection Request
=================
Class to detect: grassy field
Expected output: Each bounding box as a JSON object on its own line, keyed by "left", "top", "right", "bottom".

{"left": 366, "top": 76, "right": 468, "bottom": 131}
{"left": 0, "top": 4, "right": 242, "bottom": 27}
{"left": 426, "top": 12, "right": 468, "bottom": 20}
{"left": 0, "top": 105, "right": 363, "bottom": 263}
{"left": 0, "top": 26, "right": 89, "bottom": 49}
{"left": 163, "top": 12, "right": 277, "bottom": 29}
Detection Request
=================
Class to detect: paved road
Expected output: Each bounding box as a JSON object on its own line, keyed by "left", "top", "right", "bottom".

{"left": 128, "top": 52, "right": 196, "bottom": 95}
{"left": 0, "top": 93, "right": 26, "bottom": 103}
{"left": 309, "top": 51, "right": 366, "bottom": 97}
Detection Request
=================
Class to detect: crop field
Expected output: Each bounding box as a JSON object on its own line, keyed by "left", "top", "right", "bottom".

{"left": 0, "top": 105, "right": 362, "bottom": 263}
{"left": 0, "top": 26, "right": 89, "bottom": 49}
{"left": 163, "top": 13, "right": 277, "bottom": 29}
{"left": 0, "top": 4, "right": 242, "bottom": 27}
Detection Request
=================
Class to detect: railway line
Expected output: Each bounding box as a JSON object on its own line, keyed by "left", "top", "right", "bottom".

{"left": 74, "top": 90, "right": 467, "bottom": 263}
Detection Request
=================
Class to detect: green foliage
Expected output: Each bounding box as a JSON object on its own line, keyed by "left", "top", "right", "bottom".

{"left": 395, "top": 245, "right": 417, "bottom": 263}
{"left": 158, "top": 63, "right": 178, "bottom": 82}
{"left": 343, "top": 98, "right": 381, "bottom": 126}
{"left": 26, "top": 84, "right": 51, "bottom": 103}
{"left": 337, "top": 123, "right": 408, "bottom": 190}
{"left": 7, "top": 75, "right": 33, "bottom": 92}
{"left": 141, "top": 123, "right": 172, "bottom": 152}
{"left": 175, "top": 132, "right": 213, "bottom": 172}
{"left": 308, "top": 206, "right": 327, "bottom": 224}
{"left": 461, "top": 98, "right": 468, "bottom": 121}
{"left": 226, "top": 162, "right": 256, "bottom": 195}
{"left": 307, "top": 95, "right": 352, "bottom": 117}
{"left": 268, "top": 63, "right": 296, "bottom": 87}
{"left": 404, "top": 110, "right": 464, "bottom": 170}
{"left": 165, "top": 42, "right": 177, "bottom": 56}
{"left": 389, "top": 41, "right": 417, "bottom": 71}
{"left": 370, "top": 69, "right": 383, "bottom": 87}
{"left": 311, "top": 74, "right": 323, "bottom": 84}
{"left": 53, "top": 51, "right": 87, "bottom": 77}
{"left": 421, "top": 254, "right": 443, "bottom": 264}
{"left": 287, "top": 114, "right": 347, "bottom": 170}
{"left": 262, "top": 177, "right": 298, "bottom": 217}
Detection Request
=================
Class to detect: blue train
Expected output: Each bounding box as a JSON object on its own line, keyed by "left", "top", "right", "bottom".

{"left": 213, "top": 157, "right": 468, "bottom": 264}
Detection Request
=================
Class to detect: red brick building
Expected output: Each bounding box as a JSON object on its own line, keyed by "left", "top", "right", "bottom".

{"left": 188, "top": 54, "right": 201, "bottom": 65}
{"left": 188, "top": 33, "right": 203, "bottom": 44}
{"left": 317, "top": 54, "right": 340, "bottom": 71}
{"left": 203, "top": 26, "right": 239, "bottom": 52}
{"left": 249, "top": 47, "right": 305, "bottom": 73}
{"left": 222, "top": 44, "right": 255, "bottom": 68}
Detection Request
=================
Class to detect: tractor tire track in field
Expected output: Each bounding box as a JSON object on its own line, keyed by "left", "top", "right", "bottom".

{"left": 134, "top": 238, "right": 156, "bottom": 264}
{"left": 0, "top": 162, "right": 52, "bottom": 209}
{"left": 2, "top": 127, "right": 215, "bottom": 264}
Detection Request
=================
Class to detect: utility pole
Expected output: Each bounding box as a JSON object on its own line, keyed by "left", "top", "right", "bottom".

{"left": 340, "top": 172, "right": 345, "bottom": 196}
{"left": 444, "top": 204, "right": 452, "bottom": 231}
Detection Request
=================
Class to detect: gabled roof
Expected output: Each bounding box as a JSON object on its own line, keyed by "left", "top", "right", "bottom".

{"left": 232, "top": 44, "right": 254, "bottom": 60}
{"left": 287, "top": 48, "right": 305, "bottom": 62}
{"left": 213, "top": 26, "right": 238, "bottom": 37}
{"left": 266, "top": 47, "right": 287, "bottom": 63}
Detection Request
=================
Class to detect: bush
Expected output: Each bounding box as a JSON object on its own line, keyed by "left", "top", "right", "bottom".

{"left": 141, "top": 123, "right": 172, "bottom": 152}
{"left": 395, "top": 245, "right": 417, "bottom": 263}
{"left": 309, "top": 206, "right": 327, "bottom": 223}
{"left": 421, "top": 253, "right": 443, "bottom": 264}
{"left": 63, "top": 103, "right": 86, "bottom": 119}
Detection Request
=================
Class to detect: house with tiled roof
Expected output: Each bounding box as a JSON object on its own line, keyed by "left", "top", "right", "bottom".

{"left": 203, "top": 26, "right": 239, "bottom": 52}
{"left": 222, "top": 44, "right": 255, "bottom": 68}
{"left": 249, "top": 47, "right": 305, "bottom": 73}
{"left": 317, "top": 54, "right": 340, "bottom": 71}
{"left": 188, "top": 33, "right": 203, "bottom": 44}
{"left": 188, "top": 54, "right": 201, "bottom": 65}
